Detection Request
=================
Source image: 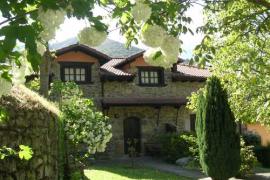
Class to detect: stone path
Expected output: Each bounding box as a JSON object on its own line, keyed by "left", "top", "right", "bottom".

{"left": 96, "top": 156, "right": 270, "bottom": 180}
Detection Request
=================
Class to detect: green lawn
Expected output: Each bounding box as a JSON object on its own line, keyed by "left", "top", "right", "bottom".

{"left": 84, "top": 164, "right": 192, "bottom": 180}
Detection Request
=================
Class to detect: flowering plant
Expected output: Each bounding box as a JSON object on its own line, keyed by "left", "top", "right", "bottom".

{"left": 131, "top": 1, "right": 152, "bottom": 23}
{"left": 51, "top": 81, "right": 112, "bottom": 155}
{"left": 78, "top": 27, "right": 107, "bottom": 47}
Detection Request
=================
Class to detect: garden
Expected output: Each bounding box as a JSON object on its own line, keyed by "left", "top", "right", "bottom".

{"left": 1, "top": 0, "right": 270, "bottom": 180}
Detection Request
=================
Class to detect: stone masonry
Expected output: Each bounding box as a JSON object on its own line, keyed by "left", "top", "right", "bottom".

{"left": 53, "top": 50, "right": 206, "bottom": 156}
{"left": 0, "top": 86, "right": 60, "bottom": 180}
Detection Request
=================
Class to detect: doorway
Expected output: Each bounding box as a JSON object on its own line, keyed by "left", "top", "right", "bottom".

{"left": 123, "top": 117, "right": 141, "bottom": 154}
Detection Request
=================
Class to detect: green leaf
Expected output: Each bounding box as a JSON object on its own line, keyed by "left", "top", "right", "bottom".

{"left": 153, "top": 51, "right": 162, "bottom": 60}
{"left": 18, "top": 145, "right": 33, "bottom": 160}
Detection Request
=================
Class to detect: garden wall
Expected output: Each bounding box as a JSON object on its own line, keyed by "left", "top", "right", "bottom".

{"left": 0, "top": 85, "right": 61, "bottom": 180}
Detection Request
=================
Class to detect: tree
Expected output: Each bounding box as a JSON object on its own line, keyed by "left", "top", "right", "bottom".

{"left": 190, "top": 0, "right": 270, "bottom": 125}
{"left": 0, "top": 0, "right": 269, "bottom": 123}
{"left": 196, "top": 76, "right": 240, "bottom": 180}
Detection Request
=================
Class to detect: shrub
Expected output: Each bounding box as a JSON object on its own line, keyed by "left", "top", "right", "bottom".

{"left": 159, "top": 132, "right": 198, "bottom": 163}
{"left": 196, "top": 76, "right": 240, "bottom": 180}
{"left": 242, "top": 132, "right": 261, "bottom": 147}
{"left": 237, "top": 138, "right": 257, "bottom": 178}
{"left": 255, "top": 145, "right": 270, "bottom": 168}
{"left": 50, "top": 81, "right": 112, "bottom": 156}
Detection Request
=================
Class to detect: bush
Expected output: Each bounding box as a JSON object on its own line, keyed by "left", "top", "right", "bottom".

{"left": 196, "top": 77, "right": 240, "bottom": 180}
{"left": 159, "top": 132, "right": 198, "bottom": 163}
{"left": 255, "top": 145, "right": 270, "bottom": 168}
{"left": 237, "top": 138, "right": 257, "bottom": 178}
{"left": 242, "top": 132, "right": 261, "bottom": 147}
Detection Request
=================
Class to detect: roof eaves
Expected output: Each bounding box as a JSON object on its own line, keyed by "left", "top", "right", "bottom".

{"left": 55, "top": 43, "right": 112, "bottom": 60}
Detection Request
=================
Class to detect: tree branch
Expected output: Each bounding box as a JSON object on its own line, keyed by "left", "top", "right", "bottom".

{"left": 0, "top": 9, "right": 37, "bottom": 26}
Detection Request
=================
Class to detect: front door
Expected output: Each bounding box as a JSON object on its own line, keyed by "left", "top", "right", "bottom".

{"left": 123, "top": 117, "right": 141, "bottom": 154}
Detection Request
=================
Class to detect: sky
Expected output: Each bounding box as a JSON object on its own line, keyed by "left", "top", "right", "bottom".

{"left": 53, "top": 4, "right": 204, "bottom": 59}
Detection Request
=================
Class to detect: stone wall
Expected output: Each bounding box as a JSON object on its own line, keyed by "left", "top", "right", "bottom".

{"left": 52, "top": 56, "right": 205, "bottom": 156}
{"left": 101, "top": 69, "right": 204, "bottom": 155}
{"left": 106, "top": 105, "right": 191, "bottom": 156}
{"left": 0, "top": 86, "right": 60, "bottom": 180}
{"left": 52, "top": 61, "right": 103, "bottom": 106}
{"left": 103, "top": 69, "right": 203, "bottom": 98}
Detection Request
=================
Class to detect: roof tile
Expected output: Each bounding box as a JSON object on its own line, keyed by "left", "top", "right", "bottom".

{"left": 176, "top": 64, "right": 211, "bottom": 78}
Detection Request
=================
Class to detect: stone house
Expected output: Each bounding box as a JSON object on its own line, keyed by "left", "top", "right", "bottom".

{"left": 51, "top": 38, "right": 210, "bottom": 156}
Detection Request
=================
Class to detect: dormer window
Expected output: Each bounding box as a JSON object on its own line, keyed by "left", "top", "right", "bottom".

{"left": 138, "top": 67, "right": 164, "bottom": 86}
{"left": 60, "top": 62, "right": 92, "bottom": 84}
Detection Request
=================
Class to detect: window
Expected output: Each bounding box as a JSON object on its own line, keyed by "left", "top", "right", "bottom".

{"left": 60, "top": 62, "right": 92, "bottom": 84}
{"left": 138, "top": 68, "right": 164, "bottom": 86}
{"left": 64, "top": 67, "right": 85, "bottom": 82}
{"left": 190, "top": 114, "right": 196, "bottom": 132}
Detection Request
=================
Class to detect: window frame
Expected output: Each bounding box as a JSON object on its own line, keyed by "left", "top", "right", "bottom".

{"left": 60, "top": 62, "right": 93, "bottom": 84}
{"left": 138, "top": 67, "right": 165, "bottom": 87}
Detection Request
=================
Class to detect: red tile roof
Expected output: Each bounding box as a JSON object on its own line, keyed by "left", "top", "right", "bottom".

{"left": 55, "top": 43, "right": 210, "bottom": 81}
{"left": 101, "top": 58, "right": 211, "bottom": 81}
{"left": 176, "top": 64, "right": 211, "bottom": 78}
{"left": 100, "top": 58, "right": 133, "bottom": 76}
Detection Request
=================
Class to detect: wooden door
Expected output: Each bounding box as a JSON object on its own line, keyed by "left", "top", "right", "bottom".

{"left": 123, "top": 117, "right": 141, "bottom": 154}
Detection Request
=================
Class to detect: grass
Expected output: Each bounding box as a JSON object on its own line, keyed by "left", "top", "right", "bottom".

{"left": 84, "top": 164, "right": 193, "bottom": 180}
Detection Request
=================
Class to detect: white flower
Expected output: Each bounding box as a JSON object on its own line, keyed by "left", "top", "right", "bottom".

{"left": 68, "top": 135, "right": 74, "bottom": 140}
{"left": 88, "top": 148, "right": 96, "bottom": 154}
{"left": 97, "top": 144, "right": 106, "bottom": 152}
{"left": 11, "top": 60, "right": 29, "bottom": 85}
{"left": 37, "top": 7, "right": 66, "bottom": 41}
{"left": 144, "top": 48, "right": 171, "bottom": 68}
{"left": 161, "top": 34, "right": 180, "bottom": 61}
{"left": 36, "top": 41, "right": 46, "bottom": 56}
{"left": 131, "top": 1, "right": 151, "bottom": 23}
{"left": 78, "top": 27, "right": 107, "bottom": 47}
{"left": 0, "top": 77, "right": 12, "bottom": 97}
{"left": 140, "top": 24, "right": 165, "bottom": 47}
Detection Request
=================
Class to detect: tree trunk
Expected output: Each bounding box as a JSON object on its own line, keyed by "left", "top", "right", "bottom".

{"left": 39, "top": 49, "right": 52, "bottom": 97}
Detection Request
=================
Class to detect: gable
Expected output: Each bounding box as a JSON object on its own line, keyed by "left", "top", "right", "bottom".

{"left": 122, "top": 55, "right": 150, "bottom": 71}
{"left": 56, "top": 51, "right": 98, "bottom": 63}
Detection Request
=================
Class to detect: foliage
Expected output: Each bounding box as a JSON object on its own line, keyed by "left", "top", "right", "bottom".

{"left": 70, "top": 171, "right": 85, "bottom": 180}
{"left": 57, "top": 116, "right": 66, "bottom": 180}
{"left": 18, "top": 145, "right": 33, "bottom": 160}
{"left": 0, "top": 106, "right": 8, "bottom": 123}
{"left": 242, "top": 132, "right": 262, "bottom": 147}
{"left": 237, "top": 138, "right": 257, "bottom": 178}
{"left": 196, "top": 76, "right": 240, "bottom": 180}
{"left": 0, "top": 145, "right": 33, "bottom": 161}
{"left": 159, "top": 132, "right": 197, "bottom": 163}
{"left": 0, "top": 0, "right": 197, "bottom": 78}
{"left": 192, "top": 0, "right": 270, "bottom": 125}
{"left": 1, "top": 0, "right": 269, "bottom": 124}
{"left": 186, "top": 88, "right": 204, "bottom": 113}
{"left": 50, "top": 81, "right": 112, "bottom": 156}
{"left": 25, "top": 77, "right": 40, "bottom": 92}
{"left": 255, "top": 145, "right": 270, "bottom": 168}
